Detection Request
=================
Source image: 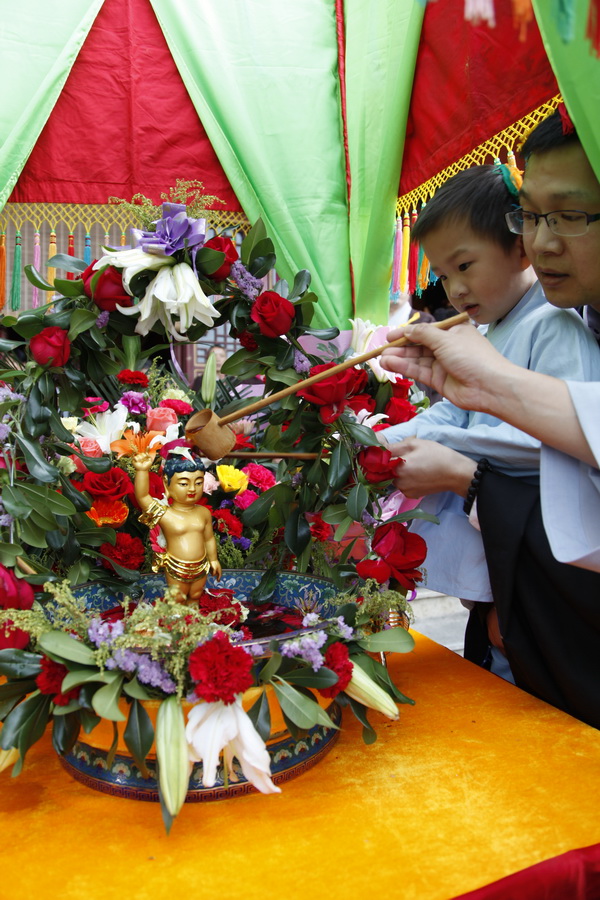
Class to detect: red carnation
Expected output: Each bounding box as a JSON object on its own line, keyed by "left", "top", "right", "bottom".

{"left": 29, "top": 326, "right": 71, "bottom": 368}
{"left": 384, "top": 396, "right": 418, "bottom": 426}
{"left": 371, "top": 521, "right": 427, "bottom": 591}
{"left": 213, "top": 509, "right": 244, "bottom": 538}
{"left": 99, "top": 532, "right": 146, "bottom": 571}
{"left": 250, "top": 291, "right": 295, "bottom": 338}
{"left": 36, "top": 657, "right": 79, "bottom": 706}
{"left": 241, "top": 463, "right": 276, "bottom": 491}
{"left": 356, "top": 558, "right": 392, "bottom": 583}
{"left": 159, "top": 398, "right": 194, "bottom": 416}
{"left": 234, "top": 432, "right": 255, "bottom": 451}
{"left": 319, "top": 642, "right": 354, "bottom": 699}
{"left": 204, "top": 236, "right": 239, "bottom": 280}
{"left": 81, "top": 467, "right": 134, "bottom": 502}
{"left": 308, "top": 513, "right": 331, "bottom": 542}
{"left": 357, "top": 446, "right": 400, "bottom": 484}
{"left": 117, "top": 369, "right": 149, "bottom": 387}
{"left": 238, "top": 330, "right": 258, "bottom": 351}
{"left": 188, "top": 631, "right": 254, "bottom": 704}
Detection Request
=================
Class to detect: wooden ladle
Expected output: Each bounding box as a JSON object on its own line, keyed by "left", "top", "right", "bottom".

{"left": 185, "top": 311, "right": 470, "bottom": 459}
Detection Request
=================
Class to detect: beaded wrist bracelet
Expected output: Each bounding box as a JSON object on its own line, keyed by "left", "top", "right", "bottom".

{"left": 463, "top": 458, "right": 492, "bottom": 515}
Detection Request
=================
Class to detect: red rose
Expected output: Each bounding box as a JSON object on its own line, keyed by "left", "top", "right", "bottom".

{"left": 357, "top": 446, "right": 400, "bottom": 484}
{"left": 99, "top": 533, "right": 146, "bottom": 571}
{"left": 384, "top": 396, "right": 418, "bottom": 426}
{"left": 250, "top": 291, "right": 295, "bottom": 338}
{"left": 36, "top": 657, "right": 79, "bottom": 706}
{"left": 0, "top": 564, "right": 35, "bottom": 650}
{"left": 319, "top": 642, "right": 354, "bottom": 699}
{"left": 80, "top": 261, "right": 134, "bottom": 312}
{"left": 29, "top": 326, "right": 71, "bottom": 367}
{"left": 204, "top": 236, "right": 239, "bottom": 280}
{"left": 390, "top": 378, "right": 413, "bottom": 400}
{"left": 159, "top": 398, "right": 194, "bottom": 416}
{"left": 371, "top": 522, "right": 427, "bottom": 591}
{"left": 81, "top": 467, "right": 134, "bottom": 501}
{"left": 297, "top": 363, "right": 368, "bottom": 424}
{"left": 238, "top": 330, "right": 258, "bottom": 351}
{"left": 188, "top": 631, "right": 253, "bottom": 704}
{"left": 346, "top": 393, "right": 376, "bottom": 416}
{"left": 356, "top": 558, "right": 392, "bottom": 583}
{"left": 213, "top": 509, "right": 244, "bottom": 538}
{"left": 117, "top": 369, "right": 149, "bottom": 387}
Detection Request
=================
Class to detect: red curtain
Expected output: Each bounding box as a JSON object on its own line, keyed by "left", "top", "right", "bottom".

{"left": 9, "top": 0, "right": 240, "bottom": 208}
{"left": 399, "top": 0, "right": 559, "bottom": 196}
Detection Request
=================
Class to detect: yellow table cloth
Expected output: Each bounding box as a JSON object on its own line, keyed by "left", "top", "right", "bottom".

{"left": 3, "top": 632, "right": 600, "bottom": 900}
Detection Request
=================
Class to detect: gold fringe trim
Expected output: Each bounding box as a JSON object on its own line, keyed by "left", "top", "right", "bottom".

{"left": 396, "top": 94, "right": 562, "bottom": 215}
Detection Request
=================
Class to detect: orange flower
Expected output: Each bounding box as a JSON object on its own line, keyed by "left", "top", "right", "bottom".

{"left": 110, "top": 429, "right": 162, "bottom": 459}
{"left": 86, "top": 498, "right": 129, "bottom": 527}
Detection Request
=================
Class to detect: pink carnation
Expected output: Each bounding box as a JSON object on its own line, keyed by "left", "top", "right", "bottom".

{"left": 241, "top": 463, "right": 276, "bottom": 491}
{"left": 233, "top": 489, "right": 260, "bottom": 510}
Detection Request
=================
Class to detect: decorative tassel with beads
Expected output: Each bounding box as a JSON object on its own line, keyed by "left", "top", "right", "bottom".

{"left": 67, "top": 233, "right": 75, "bottom": 279}
{"left": 32, "top": 232, "right": 41, "bottom": 308}
{"left": 511, "top": 0, "right": 533, "bottom": 41}
{"left": 407, "top": 209, "right": 419, "bottom": 295}
{"left": 554, "top": 0, "right": 575, "bottom": 42}
{"left": 0, "top": 234, "right": 6, "bottom": 311}
{"left": 464, "top": 0, "right": 496, "bottom": 28}
{"left": 587, "top": 0, "right": 600, "bottom": 56}
{"left": 84, "top": 233, "right": 92, "bottom": 264}
{"left": 10, "top": 232, "right": 22, "bottom": 311}
{"left": 400, "top": 212, "right": 410, "bottom": 295}
{"left": 389, "top": 217, "right": 402, "bottom": 301}
{"left": 47, "top": 231, "right": 57, "bottom": 285}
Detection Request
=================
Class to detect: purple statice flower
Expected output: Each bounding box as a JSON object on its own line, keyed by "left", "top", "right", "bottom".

{"left": 119, "top": 391, "right": 149, "bottom": 415}
{"left": 361, "top": 510, "right": 377, "bottom": 527}
{"left": 0, "top": 424, "right": 10, "bottom": 442}
{"left": 134, "top": 203, "right": 206, "bottom": 257}
{"left": 0, "top": 387, "right": 25, "bottom": 403}
{"left": 219, "top": 499, "right": 233, "bottom": 509}
{"left": 335, "top": 616, "right": 354, "bottom": 640}
{"left": 293, "top": 349, "right": 311, "bottom": 375}
{"left": 244, "top": 642, "right": 265, "bottom": 657}
{"left": 302, "top": 613, "right": 320, "bottom": 627}
{"left": 136, "top": 655, "right": 177, "bottom": 694}
{"left": 230, "top": 261, "right": 262, "bottom": 300}
{"left": 232, "top": 536, "right": 252, "bottom": 551}
{"left": 0, "top": 514, "right": 13, "bottom": 527}
{"left": 88, "top": 618, "right": 125, "bottom": 647}
{"left": 106, "top": 648, "right": 141, "bottom": 672}
{"left": 96, "top": 310, "right": 110, "bottom": 328}
{"left": 291, "top": 472, "right": 303, "bottom": 487}
{"left": 280, "top": 630, "right": 328, "bottom": 671}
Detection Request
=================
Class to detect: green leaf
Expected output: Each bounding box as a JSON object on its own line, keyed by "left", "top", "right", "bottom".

{"left": 122, "top": 678, "right": 152, "bottom": 701}
{"left": 328, "top": 441, "right": 352, "bottom": 491}
{"left": 347, "top": 697, "right": 377, "bottom": 744}
{"left": 283, "top": 666, "right": 339, "bottom": 688}
{"left": 241, "top": 484, "right": 279, "bottom": 527}
{"left": 0, "top": 692, "right": 52, "bottom": 758}
{"left": 272, "top": 679, "right": 337, "bottom": 730}
{"left": 38, "top": 631, "right": 97, "bottom": 666}
{"left": 1, "top": 485, "right": 32, "bottom": 518}
{"left": 298, "top": 326, "right": 340, "bottom": 340}
{"left": 240, "top": 218, "right": 267, "bottom": 266}
{"left": 357, "top": 627, "right": 416, "bottom": 654}
{"left": 258, "top": 651, "right": 282, "bottom": 683}
{"left": 288, "top": 269, "right": 312, "bottom": 300}
{"left": 333, "top": 516, "right": 354, "bottom": 542}
{"left": 320, "top": 504, "right": 349, "bottom": 526}
{"left": 67, "top": 308, "right": 99, "bottom": 341}
{"left": 53, "top": 278, "right": 86, "bottom": 298}
{"left": 79, "top": 708, "right": 101, "bottom": 734}
{"left": 52, "top": 712, "right": 81, "bottom": 756}
{"left": 124, "top": 699, "right": 154, "bottom": 778}
{"left": 66, "top": 559, "right": 92, "bottom": 586}
{"left": 23, "top": 265, "right": 55, "bottom": 291}
{"left": 0, "top": 679, "right": 38, "bottom": 719}
{"left": 20, "top": 484, "right": 75, "bottom": 518}
{"left": 266, "top": 366, "right": 301, "bottom": 387}
{"left": 17, "top": 516, "right": 49, "bottom": 548}
{"left": 14, "top": 434, "right": 59, "bottom": 483}
{"left": 47, "top": 253, "right": 87, "bottom": 273}
{"left": 250, "top": 252, "right": 277, "bottom": 280}
{"left": 246, "top": 689, "right": 272, "bottom": 743}
{"left": 346, "top": 483, "right": 369, "bottom": 522}
{"left": 342, "top": 420, "right": 380, "bottom": 448}
{"left": 91, "top": 676, "right": 126, "bottom": 721}
{"left": 61, "top": 666, "right": 111, "bottom": 692}
{"left": 0, "top": 650, "right": 43, "bottom": 680}
{"left": 195, "top": 246, "right": 226, "bottom": 276}
{"left": 284, "top": 508, "right": 311, "bottom": 556}
{"left": 0, "top": 542, "right": 25, "bottom": 567}
{"left": 250, "top": 567, "right": 279, "bottom": 603}
{"left": 30, "top": 506, "right": 59, "bottom": 531}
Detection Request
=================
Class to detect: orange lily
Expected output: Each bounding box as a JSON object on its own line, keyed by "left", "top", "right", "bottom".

{"left": 110, "top": 429, "right": 163, "bottom": 459}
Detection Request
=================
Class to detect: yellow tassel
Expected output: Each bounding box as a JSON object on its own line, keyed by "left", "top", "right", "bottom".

{"left": 399, "top": 212, "right": 410, "bottom": 295}
{"left": 46, "top": 231, "right": 57, "bottom": 285}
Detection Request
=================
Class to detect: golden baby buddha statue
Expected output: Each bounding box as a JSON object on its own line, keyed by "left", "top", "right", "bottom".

{"left": 132, "top": 448, "right": 222, "bottom": 605}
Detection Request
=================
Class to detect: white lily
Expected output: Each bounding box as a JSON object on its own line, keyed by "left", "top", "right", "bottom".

{"left": 349, "top": 317, "right": 378, "bottom": 355}
{"left": 94, "top": 247, "right": 174, "bottom": 293}
{"left": 172, "top": 262, "right": 220, "bottom": 331}
{"left": 148, "top": 423, "right": 182, "bottom": 449}
{"left": 75, "top": 403, "right": 128, "bottom": 453}
{"left": 186, "top": 696, "right": 281, "bottom": 795}
{"left": 344, "top": 662, "right": 399, "bottom": 720}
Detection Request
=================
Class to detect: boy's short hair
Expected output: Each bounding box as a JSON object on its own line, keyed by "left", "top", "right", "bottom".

{"left": 411, "top": 165, "right": 519, "bottom": 253}
{"left": 163, "top": 455, "right": 206, "bottom": 484}
{"left": 521, "top": 108, "right": 579, "bottom": 159}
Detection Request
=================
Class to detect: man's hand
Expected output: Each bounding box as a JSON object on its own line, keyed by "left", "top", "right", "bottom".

{"left": 387, "top": 437, "right": 477, "bottom": 499}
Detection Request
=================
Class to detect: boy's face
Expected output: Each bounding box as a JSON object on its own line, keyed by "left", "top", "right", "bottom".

{"left": 165, "top": 470, "right": 204, "bottom": 504}
{"left": 520, "top": 142, "right": 600, "bottom": 312}
{"left": 423, "top": 223, "right": 532, "bottom": 325}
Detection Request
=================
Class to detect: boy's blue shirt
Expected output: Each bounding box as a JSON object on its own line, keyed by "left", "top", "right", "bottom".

{"left": 379, "top": 280, "right": 600, "bottom": 603}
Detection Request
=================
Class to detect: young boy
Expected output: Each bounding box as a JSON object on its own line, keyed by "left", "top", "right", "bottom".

{"left": 379, "top": 164, "right": 600, "bottom": 676}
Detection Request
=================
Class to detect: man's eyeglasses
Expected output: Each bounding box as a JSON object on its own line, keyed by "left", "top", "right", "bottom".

{"left": 505, "top": 208, "right": 600, "bottom": 237}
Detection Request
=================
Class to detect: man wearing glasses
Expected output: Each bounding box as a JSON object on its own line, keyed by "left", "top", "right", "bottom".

{"left": 381, "top": 106, "right": 600, "bottom": 728}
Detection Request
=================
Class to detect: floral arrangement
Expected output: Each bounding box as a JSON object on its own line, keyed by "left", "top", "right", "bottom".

{"left": 0, "top": 568, "right": 414, "bottom": 831}
{"left": 0, "top": 189, "right": 433, "bottom": 831}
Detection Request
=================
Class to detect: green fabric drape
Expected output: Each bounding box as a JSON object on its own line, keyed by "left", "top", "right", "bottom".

{"left": 150, "top": 0, "right": 352, "bottom": 330}
{"left": 532, "top": 0, "right": 600, "bottom": 180}
{"left": 0, "top": 1, "right": 104, "bottom": 210}
{"left": 344, "top": 0, "right": 424, "bottom": 324}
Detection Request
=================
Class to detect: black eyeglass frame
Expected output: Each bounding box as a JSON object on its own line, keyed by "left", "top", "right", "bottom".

{"left": 505, "top": 207, "right": 600, "bottom": 236}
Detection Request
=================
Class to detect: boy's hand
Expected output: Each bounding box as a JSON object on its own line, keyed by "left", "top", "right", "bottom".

{"left": 132, "top": 452, "right": 154, "bottom": 471}
{"left": 210, "top": 560, "right": 222, "bottom": 580}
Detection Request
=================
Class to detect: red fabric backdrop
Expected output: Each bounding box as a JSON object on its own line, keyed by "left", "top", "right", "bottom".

{"left": 9, "top": 0, "right": 240, "bottom": 208}
{"left": 399, "top": 0, "right": 560, "bottom": 195}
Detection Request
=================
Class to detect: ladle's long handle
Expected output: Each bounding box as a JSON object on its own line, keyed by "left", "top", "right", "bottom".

{"left": 218, "top": 311, "right": 469, "bottom": 426}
